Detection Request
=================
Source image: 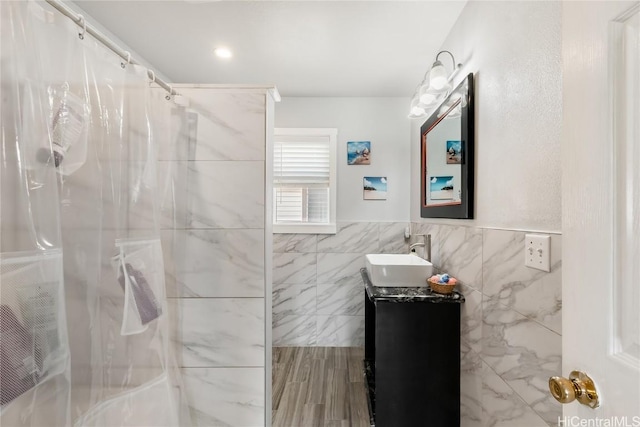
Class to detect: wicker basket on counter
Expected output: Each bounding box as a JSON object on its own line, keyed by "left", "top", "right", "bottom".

{"left": 427, "top": 278, "right": 456, "bottom": 295}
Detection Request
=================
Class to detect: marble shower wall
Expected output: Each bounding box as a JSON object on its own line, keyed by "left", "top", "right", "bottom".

{"left": 160, "top": 87, "right": 275, "bottom": 427}
{"left": 412, "top": 222, "right": 562, "bottom": 427}
{"left": 272, "top": 222, "right": 409, "bottom": 347}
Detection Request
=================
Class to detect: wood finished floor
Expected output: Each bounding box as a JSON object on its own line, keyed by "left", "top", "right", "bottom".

{"left": 272, "top": 347, "right": 370, "bottom": 427}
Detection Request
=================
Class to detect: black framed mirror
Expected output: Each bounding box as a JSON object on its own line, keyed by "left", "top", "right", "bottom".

{"left": 420, "top": 73, "right": 474, "bottom": 219}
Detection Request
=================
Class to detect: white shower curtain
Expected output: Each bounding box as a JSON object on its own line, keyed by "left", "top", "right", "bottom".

{"left": 0, "top": 2, "right": 191, "bottom": 426}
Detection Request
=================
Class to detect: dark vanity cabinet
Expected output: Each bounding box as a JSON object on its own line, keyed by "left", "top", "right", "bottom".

{"left": 361, "top": 269, "right": 464, "bottom": 427}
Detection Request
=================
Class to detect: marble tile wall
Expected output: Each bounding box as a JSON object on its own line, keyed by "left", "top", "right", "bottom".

{"left": 159, "top": 89, "right": 561, "bottom": 426}
{"left": 272, "top": 221, "right": 409, "bottom": 347}
{"left": 412, "top": 222, "right": 562, "bottom": 427}
{"left": 161, "top": 88, "right": 274, "bottom": 427}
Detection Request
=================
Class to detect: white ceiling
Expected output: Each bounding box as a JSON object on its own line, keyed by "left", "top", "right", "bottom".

{"left": 73, "top": 1, "right": 467, "bottom": 97}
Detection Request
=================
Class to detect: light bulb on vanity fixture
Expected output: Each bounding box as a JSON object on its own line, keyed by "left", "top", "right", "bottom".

{"left": 213, "top": 47, "right": 233, "bottom": 59}
{"left": 408, "top": 94, "right": 427, "bottom": 119}
{"left": 408, "top": 50, "right": 462, "bottom": 119}
{"left": 418, "top": 84, "right": 439, "bottom": 107}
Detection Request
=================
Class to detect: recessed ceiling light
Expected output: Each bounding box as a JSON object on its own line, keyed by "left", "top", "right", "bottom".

{"left": 214, "top": 48, "right": 232, "bottom": 59}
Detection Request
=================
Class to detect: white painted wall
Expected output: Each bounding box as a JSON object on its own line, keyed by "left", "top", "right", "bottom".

{"left": 410, "top": 0, "right": 562, "bottom": 232}
{"left": 276, "top": 97, "right": 411, "bottom": 222}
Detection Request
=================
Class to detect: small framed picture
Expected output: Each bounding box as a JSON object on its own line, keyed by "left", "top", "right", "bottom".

{"left": 364, "top": 176, "right": 387, "bottom": 200}
{"left": 446, "top": 140, "right": 462, "bottom": 164}
{"left": 347, "top": 141, "right": 371, "bottom": 165}
{"left": 430, "top": 176, "right": 454, "bottom": 200}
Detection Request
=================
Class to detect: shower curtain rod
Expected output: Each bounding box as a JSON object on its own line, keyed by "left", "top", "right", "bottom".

{"left": 44, "top": 0, "right": 177, "bottom": 97}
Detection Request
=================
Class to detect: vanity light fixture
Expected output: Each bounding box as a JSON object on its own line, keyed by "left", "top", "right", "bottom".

{"left": 428, "top": 51, "right": 455, "bottom": 91}
{"left": 408, "top": 94, "right": 427, "bottom": 119}
{"left": 408, "top": 50, "right": 462, "bottom": 119}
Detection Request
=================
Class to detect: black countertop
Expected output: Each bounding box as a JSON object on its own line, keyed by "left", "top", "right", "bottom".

{"left": 361, "top": 268, "right": 465, "bottom": 303}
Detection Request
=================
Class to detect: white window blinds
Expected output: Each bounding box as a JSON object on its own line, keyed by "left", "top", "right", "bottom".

{"left": 273, "top": 129, "right": 336, "bottom": 233}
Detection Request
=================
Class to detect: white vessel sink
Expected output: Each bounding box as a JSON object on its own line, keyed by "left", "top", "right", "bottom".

{"left": 365, "top": 254, "right": 433, "bottom": 287}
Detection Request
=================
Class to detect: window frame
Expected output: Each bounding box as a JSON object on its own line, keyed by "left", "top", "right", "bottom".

{"left": 273, "top": 127, "right": 337, "bottom": 234}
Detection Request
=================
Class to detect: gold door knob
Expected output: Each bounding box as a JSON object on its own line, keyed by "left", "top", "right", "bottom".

{"left": 549, "top": 371, "right": 599, "bottom": 409}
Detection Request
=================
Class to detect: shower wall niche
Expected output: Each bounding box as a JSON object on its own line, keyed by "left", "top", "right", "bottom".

{"left": 160, "top": 86, "right": 276, "bottom": 426}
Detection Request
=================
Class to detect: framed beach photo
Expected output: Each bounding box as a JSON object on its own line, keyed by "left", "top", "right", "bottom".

{"left": 429, "top": 176, "right": 454, "bottom": 200}
{"left": 363, "top": 176, "right": 387, "bottom": 200}
{"left": 347, "top": 141, "right": 371, "bottom": 165}
{"left": 446, "top": 140, "right": 462, "bottom": 164}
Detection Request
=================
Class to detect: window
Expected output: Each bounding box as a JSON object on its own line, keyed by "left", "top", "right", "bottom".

{"left": 273, "top": 128, "right": 337, "bottom": 234}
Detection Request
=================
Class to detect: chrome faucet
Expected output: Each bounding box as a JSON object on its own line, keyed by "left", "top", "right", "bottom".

{"left": 409, "top": 234, "right": 432, "bottom": 262}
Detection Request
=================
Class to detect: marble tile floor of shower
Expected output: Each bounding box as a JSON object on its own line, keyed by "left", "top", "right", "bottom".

{"left": 272, "top": 347, "right": 370, "bottom": 427}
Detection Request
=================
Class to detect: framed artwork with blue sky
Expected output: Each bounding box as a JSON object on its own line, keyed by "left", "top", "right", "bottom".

{"left": 446, "top": 140, "right": 462, "bottom": 164}
{"left": 429, "top": 176, "right": 454, "bottom": 200}
{"left": 347, "top": 141, "right": 371, "bottom": 165}
{"left": 363, "top": 176, "right": 387, "bottom": 200}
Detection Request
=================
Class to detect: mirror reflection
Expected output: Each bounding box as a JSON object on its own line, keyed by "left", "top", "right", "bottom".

{"left": 421, "top": 73, "right": 474, "bottom": 219}
{"left": 424, "top": 102, "right": 462, "bottom": 205}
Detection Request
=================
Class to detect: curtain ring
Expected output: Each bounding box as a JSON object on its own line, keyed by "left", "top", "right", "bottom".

{"left": 121, "top": 51, "right": 131, "bottom": 69}
{"left": 77, "top": 14, "right": 86, "bottom": 40}
{"left": 148, "top": 70, "right": 156, "bottom": 84}
{"left": 165, "top": 85, "right": 173, "bottom": 101}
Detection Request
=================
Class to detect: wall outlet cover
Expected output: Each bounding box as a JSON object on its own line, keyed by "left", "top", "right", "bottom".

{"left": 524, "top": 234, "right": 551, "bottom": 272}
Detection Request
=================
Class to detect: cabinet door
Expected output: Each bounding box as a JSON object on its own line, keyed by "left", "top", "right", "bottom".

{"left": 376, "top": 302, "right": 460, "bottom": 427}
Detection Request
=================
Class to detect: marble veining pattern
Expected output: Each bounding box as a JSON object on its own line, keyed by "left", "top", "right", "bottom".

{"left": 272, "top": 314, "right": 317, "bottom": 347}
{"left": 273, "top": 252, "right": 316, "bottom": 285}
{"left": 510, "top": 270, "right": 562, "bottom": 336}
{"left": 412, "top": 222, "right": 562, "bottom": 426}
{"left": 273, "top": 233, "right": 317, "bottom": 253}
{"left": 482, "top": 297, "right": 561, "bottom": 426}
{"left": 481, "top": 361, "right": 549, "bottom": 427}
{"left": 272, "top": 282, "right": 317, "bottom": 317}
{"left": 316, "top": 315, "right": 365, "bottom": 347}
{"left": 271, "top": 222, "right": 562, "bottom": 425}
{"left": 273, "top": 211, "right": 561, "bottom": 427}
{"left": 483, "top": 229, "right": 562, "bottom": 334}
{"left": 182, "top": 367, "right": 264, "bottom": 427}
{"left": 156, "top": 105, "right": 192, "bottom": 162}
{"left": 271, "top": 219, "right": 563, "bottom": 423}
{"left": 379, "top": 222, "right": 410, "bottom": 254}
{"left": 459, "top": 283, "right": 483, "bottom": 354}
{"left": 317, "top": 222, "right": 379, "bottom": 254}
{"left": 158, "top": 160, "right": 190, "bottom": 230}
{"left": 186, "top": 161, "right": 264, "bottom": 229}
{"left": 460, "top": 340, "right": 483, "bottom": 427}
{"left": 176, "top": 298, "right": 264, "bottom": 368}
{"left": 177, "top": 91, "right": 266, "bottom": 161}
{"left": 362, "top": 269, "right": 464, "bottom": 303}
{"left": 317, "top": 282, "right": 364, "bottom": 316}
{"left": 162, "top": 229, "right": 264, "bottom": 298}
{"left": 273, "top": 222, "right": 430, "bottom": 347}
{"left": 439, "top": 225, "right": 483, "bottom": 291}
{"left": 481, "top": 298, "right": 561, "bottom": 376}
{"left": 162, "top": 91, "right": 271, "bottom": 427}
{"left": 316, "top": 252, "right": 365, "bottom": 286}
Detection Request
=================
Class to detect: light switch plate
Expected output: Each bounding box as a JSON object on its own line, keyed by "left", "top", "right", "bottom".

{"left": 524, "top": 234, "right": 550, "bottom": 272}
